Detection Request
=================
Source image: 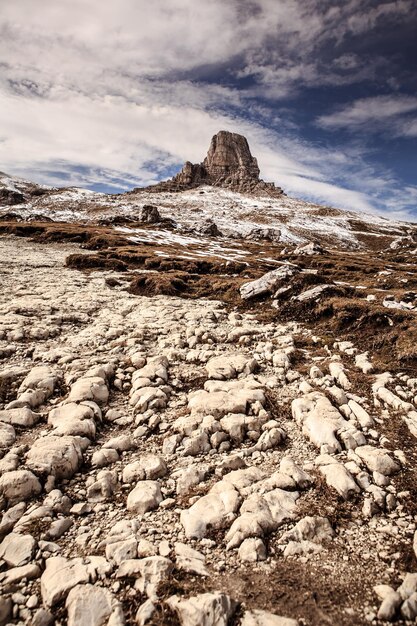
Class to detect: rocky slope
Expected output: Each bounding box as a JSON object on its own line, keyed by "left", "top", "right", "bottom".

{"left": 1, "top": 132, "right": 416, "bottom": 251}
{"left": 1, "top": 134, "right": 417, "bottom": 626}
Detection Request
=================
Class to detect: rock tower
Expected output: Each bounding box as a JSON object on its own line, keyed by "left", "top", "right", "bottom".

{"left": 137, "top": 131, "right": 284, "bottom": 196}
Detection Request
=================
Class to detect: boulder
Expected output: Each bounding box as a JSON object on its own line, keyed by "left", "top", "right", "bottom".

{"left": 206, "top": 353, "right": 258, "bottom": 380}
{"left": 167, "top": 592, "right": 237, "bottom": 626}
{"left": 0, "top": 469, "right": 42, "bottom": 504}
{"left": 240, "top": 266, "right": 297, "bottom": 300}
{"left": 66, "top": 584, "right": 124, "bottom": 626}
{"left": 127, "top": 480, "right": 163, "bottom": 514}
{"left": 26, "top": 435, "right": 85, "bottom": 479}
{"left": 0, "top": 407, "right": 40, "bottom": 427}
{"left": 41, "top": 557, "right": 90, "bottom": 607}
{"left": 0, "top": 532, "right": 36, "bottom": 567}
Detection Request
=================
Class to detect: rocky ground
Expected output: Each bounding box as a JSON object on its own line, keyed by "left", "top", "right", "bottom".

{"left": 1, "top": 230, "right": 417, "bottom": 626}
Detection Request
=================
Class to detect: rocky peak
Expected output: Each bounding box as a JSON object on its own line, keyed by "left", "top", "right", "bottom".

{"left": 203, "top": 130, "right": 260, "bottom": 181}
{"left": 137, "top": 131, "right": 284, "bottom": 196}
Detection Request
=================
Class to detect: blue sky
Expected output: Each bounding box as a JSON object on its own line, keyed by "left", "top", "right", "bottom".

{"left": 0, "top": 0, "right": 416, "bottom": 219}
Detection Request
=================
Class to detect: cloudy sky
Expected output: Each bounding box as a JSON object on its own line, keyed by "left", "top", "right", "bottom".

{"left": 1, "top": 0, "right": 416, "bottom": 219}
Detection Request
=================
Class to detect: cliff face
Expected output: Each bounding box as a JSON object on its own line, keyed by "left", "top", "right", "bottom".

{"left": 139, "top": 130, "right": 284, "bottom": 196}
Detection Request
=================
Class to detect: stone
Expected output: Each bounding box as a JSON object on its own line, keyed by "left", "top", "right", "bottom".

{"left": 68, "top": 376, "right": 109, "bottom": 405}
{"left": 292, "top": 392, "right": 350, "bottom": 453}
{"left": 401, "top": 592, "right": 417, "bottom": 620}
{"left": 279, "top": 516, "right": 334, "bottom": 545}
{"left": 225, "top": 488, "right": 299, "bottom": 549}
{"left": 240, "top": 266, "right": 297, "bottom": 300}
{"left": 0, "top": 597, "right": 12, "bottom": 626}
{"left": 376, "top": 588, "right": 402, "bottom": 621}
{"left": 103, "top": 434, "right": 136, "bottom": 452}
{"left": 40, "top": 557, "right": 89, "bottom": 607}
{"left": 87, "top": 470, "right": 118, "bottom": 502}
{"left": 238, "top": 537, "right": 267, "bottom": 562}
{"left": 0, "top": 407, "right": 40, "bottom": 427}
{"left": 0, "top": 502, "right": 26, "bottom": 538}
{"left": 355, "top": 445, "right": 400, "bottom": 476}
{"left": 136, "top": 599, "right": 156, "bottom": 626}
{"left": 0, "top": 422, "right": 16, "bottom": 448}
{"left": 189, "top": 381, "right": 265, "bottom": 419}
{"left": 319, "top": 462, "right": 360, "bottom": 500}
{"left": 18, "top": 365, "right": 56, "bottom": 397}
{"left": 122, "top": 455, "right": 167, "bottom": 483}
{"left": 127, "top": 480, "right": 163, "bottom": 514}
{"left": 181, "top": 485, "right": 241, "bottom": 539}
{"left": 106, "top": 537, "right": 138, "bottom": 564}
{"left": 0, "top": 563, "right": 41, "bottom": 586}
{"left": 0, "top": 532, "right": 36, "bottom": 567}
{"left": 91, "top": 448, "right": 120, "bottom": 467}
{"left": 241, "top": 610, "right": 298, "bottom": 626}
{"left": 66, "top": 584, "right": 124, "bottom": 626}
{"left": 206, "top": 353, "right": 258, "bottom": 380}
{"left": 174, "top": 542, "right": 209, "bottom": 576}
{"left": 176, "top": 464, "right": 209, "bottom": 495}
{"left": 279, "top": 457, "right": 312, "bottom": 489}
{"left": 139, "top": 205, "right": 161, "bottom": 223}
{"left": 43, "top": 518, "right": 72, "bottom": 541}
{"left": 48, "top": 402, "right": 96, "bottom": 438}
{"left": 117, "top": 556, "right": 173, "bottom": 600}
{"left": 167, "top": 592, "right": 237, "bottom": 626}
{"left": 26, "top": 435, "right": 84, "bottom": 479}
{"left": 0, "top": 469, "right": 42, "bottom": 504}
{"left": 294, "top": 284, "right": 334, "bottom": 303}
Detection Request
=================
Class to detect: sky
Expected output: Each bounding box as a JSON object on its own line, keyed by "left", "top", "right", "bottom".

{"left": 0, "top": 0, "right": 416, "bottom": 219}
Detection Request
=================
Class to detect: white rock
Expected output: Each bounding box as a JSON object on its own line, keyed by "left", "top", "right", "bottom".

{"left": 355, "top": 445, "right": 400, "bottom": 476}
{"left": 0, "top": 469, "right": 42, "bottom": 504}
{"left": 181, "top": 485, "right": 241, "bottom": 539}
{"left": 106, "top": 537, "right": 138, "bottom": 565}
{"left": 91, "top": 448, "right": 119, "bottom": 468}
{"left": 68, "top": 376, "right": 109, "bottom": 405}
{"left": 26, "top": 435, "right": 85, "bottom": 479}
{"left": 127, "top": 481, "right": 163, "bottom": 514}
{"left": 18, "top": 365, "right": 56, "bottom": 394}
{"left": 206, "top": 353, "right": 258, "bottom": 380}
{"left": 0, "top": 407, "right": 40, "bottom": 427}
{"left": 279, "top": 516, "right": 334, "bottom": 545}
{"left": 238, "top": 537, "right": 267, "bottom": 562}
{"left": 319, "top": 462, "right": 360, "bottom": 500}
{"left": 241, "top": 609, "right": 298, "bottom": 625}
{"left": 0, "top": 532, "right": 36, "bottom": 567}
{"left": 66, "top": 583, "right": 124, "bottom": 626}
{"left": 0, "top": 422, "right": 16, "bottom": 448}
{"left": 122, "top": 455, "right": 167, "bottom": 483}
{"left": 167, "top": 592, "right": 237, "bottom": 626}
{"left": 292, "top": 392, "right": 349, "bottom": 453}
{"left": 174, "top": 542, "right": 209, "bottom": 576}
{"left": 225, "top": 488, "right": 299, "bottom": 549}
{"left": 117, "top": 556, "right": 172, "bottom": 600}
{"left": 41, "top": 557, "right": 90, "bottom": 607}
{"left": 48, "top": 403, "right": 96, "bottom": 438}
{"left": 240, "top": 266, "right": 297, "bottom": 300}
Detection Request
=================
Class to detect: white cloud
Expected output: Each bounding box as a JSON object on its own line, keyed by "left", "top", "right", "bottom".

{"left": 317, "top": 95, "right": 417, "bottom": 131}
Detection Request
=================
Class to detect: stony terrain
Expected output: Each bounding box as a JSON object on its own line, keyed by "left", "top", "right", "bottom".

{"left": 2, "top": 133, "right": 417, "bottom": 626}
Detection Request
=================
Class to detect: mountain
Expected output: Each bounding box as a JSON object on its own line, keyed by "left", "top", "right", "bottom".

{"left": 1, "top": 132, "right": 416, "bottom": 251}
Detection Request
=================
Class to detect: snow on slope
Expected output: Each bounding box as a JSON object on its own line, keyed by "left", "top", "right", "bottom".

{"left": 0, "top": 178, "right": 414, "bottom": 250}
